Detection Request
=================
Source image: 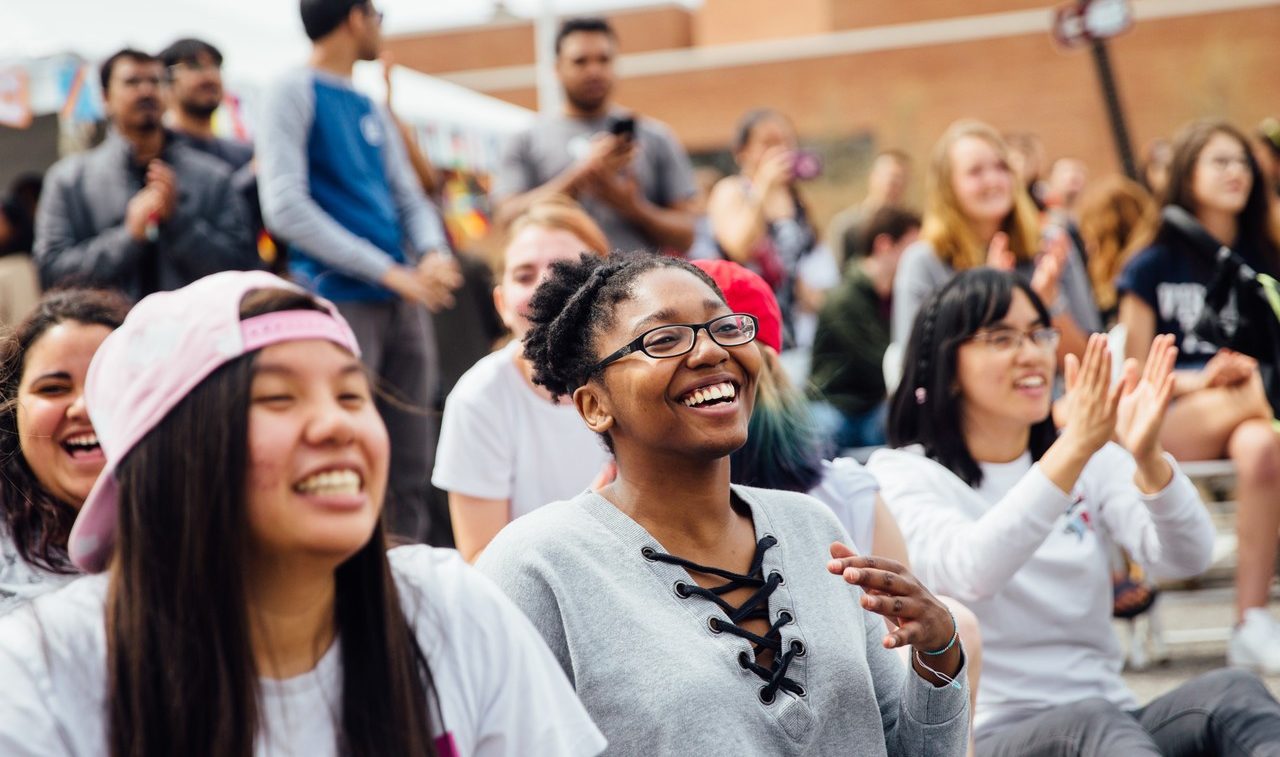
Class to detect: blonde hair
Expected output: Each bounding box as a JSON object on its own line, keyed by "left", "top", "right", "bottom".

{"left": 1075, "top": 175, "right": 1156, "bottom": 314}
{"left": 921, "top": 120, "right": 1041, "bottom": 270}
{"left": 505, "top": 195, "right": 609, "bottom": 267}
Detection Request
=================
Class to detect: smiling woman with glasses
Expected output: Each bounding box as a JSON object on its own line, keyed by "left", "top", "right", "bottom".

{"left": 866, "top": 267, "right": 1280, "bottom": 756}
{"left": 476, "top": 251, "right": 970, "bottom": 756}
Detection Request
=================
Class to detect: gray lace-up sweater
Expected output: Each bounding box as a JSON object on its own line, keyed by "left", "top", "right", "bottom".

{"left": 476, "top": 485, "right": 969, "bottom": 756}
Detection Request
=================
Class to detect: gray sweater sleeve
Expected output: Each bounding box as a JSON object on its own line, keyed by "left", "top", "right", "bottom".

{"left": 863, "top": 605, "right": 970, "bottom": 756}
{"left": 377, "top": 109, "right": 449, "bottom": 260}
{"left": 256, "top": 71, "right": 397, "bottom": 284}
{"left": 32, "top": 158, "right": 147, "bottom": 289}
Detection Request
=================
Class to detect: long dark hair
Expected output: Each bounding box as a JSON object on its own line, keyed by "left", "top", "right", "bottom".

{"left": 0, "top": 288, "right": 130, "bottom": 573}
{"left": 1158, "top": 119, "right": 1280, "bottom": 272}
{"left": 888, "top": 268, "right": 1057, "bottom": 487}
{"left": 107, "top": 288, "right": 437, "bottom": 757}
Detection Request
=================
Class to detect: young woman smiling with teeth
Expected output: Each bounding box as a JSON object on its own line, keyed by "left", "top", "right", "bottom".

{"left": 869, "top": 268, "right": 1280, "bottom": 755}
{"left": 479, "top": 252, "right": 970, "bottom": 756}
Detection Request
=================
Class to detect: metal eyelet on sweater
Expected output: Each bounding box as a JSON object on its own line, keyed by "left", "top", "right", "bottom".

{"left": 778, "top": 610, "right": 794, "bottom": 624}
{"left": 758, "top": 686, "right": 776, "bottom": 705}
{"left": 738, "top": 651, "right": 752, "bottom": 669}
{"left": 790, "top": 639, "right": 806, "bottom": 657}
{"left": 708, "top": 617, "right": 723, "bottom": 634}
{"left": 674, "top": 581, "right": 691, "bottom": 598}
{"left": 770, "top": 570, "right": 784, "bottom": 585}
{"left": 792, "top": 684, "right": 807, "bottom": 698}
{"left": 640, "top": 546, "right": 657, "bottom": 560}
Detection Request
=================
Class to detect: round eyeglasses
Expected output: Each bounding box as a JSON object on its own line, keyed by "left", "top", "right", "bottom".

{"left": 594, "top": 313, "right": 759, "bottom": 371}
{"left": 968, "top": 326, "right": 1061, "bottom": 353}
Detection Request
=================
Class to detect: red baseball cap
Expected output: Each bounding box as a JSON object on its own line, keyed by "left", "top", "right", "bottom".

{"left": 692, "top": 259, "right": 783, "bottom": 352}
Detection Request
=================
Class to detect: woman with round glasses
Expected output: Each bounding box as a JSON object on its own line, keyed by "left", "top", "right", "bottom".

{"left": 477, "top": 252, "right": 969, "bottom": 755}
{"left": 867, "top": 268, "right": 1280, "bottom": 755}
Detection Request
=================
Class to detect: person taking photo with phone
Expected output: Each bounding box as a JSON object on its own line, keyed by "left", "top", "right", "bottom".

{"left": 493, "top": 17, "right": 699, "bottom": 255}
{"left": 709, "top": 108, "right": 837, "bottom": 349}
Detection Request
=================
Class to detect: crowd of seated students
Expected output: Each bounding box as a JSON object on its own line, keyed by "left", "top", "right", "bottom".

{"left": 4, "top": 2, "right": 1280, "bottom": 751}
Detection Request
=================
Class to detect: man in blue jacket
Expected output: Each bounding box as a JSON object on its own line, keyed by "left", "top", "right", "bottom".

{"left": 257, "top": 0, "right": 461, "bottom": 540}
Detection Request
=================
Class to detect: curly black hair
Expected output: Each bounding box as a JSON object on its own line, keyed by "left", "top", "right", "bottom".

{"left": 522, "top": 250, "right": 725, "bottom": 413}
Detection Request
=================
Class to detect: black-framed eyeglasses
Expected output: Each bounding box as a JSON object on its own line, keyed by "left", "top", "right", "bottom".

{"left": 968, "top": 326, "right": 1061, "bottom": 353}
{"left": 594, "top": 313, "right": 759, "bottom": 371}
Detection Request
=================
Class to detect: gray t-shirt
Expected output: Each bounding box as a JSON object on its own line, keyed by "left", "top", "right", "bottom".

{"left": 494, "top": 110, "right": 697, "bottom": 254}
{"left": 477, "top": 485, "right": 969, "bottom": 756}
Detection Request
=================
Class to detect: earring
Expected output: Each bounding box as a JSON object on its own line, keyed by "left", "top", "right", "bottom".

{"left": 914, "top": 387, "right": 927, "bottom": 405}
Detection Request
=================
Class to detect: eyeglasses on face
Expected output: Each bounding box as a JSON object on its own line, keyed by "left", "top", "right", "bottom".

{"left": 594, "top": 313, "right": 759, "bottom": 371}
{"left": 968, "top": 326, "right": 1061, "bottom": 353}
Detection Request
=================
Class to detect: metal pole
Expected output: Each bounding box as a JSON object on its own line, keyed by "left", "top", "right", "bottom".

{"left": 1089, "top": 37, "right": 1137, "bottom": 180}
{"left": 533, "top": 0, "right": 562, "bottom": 115}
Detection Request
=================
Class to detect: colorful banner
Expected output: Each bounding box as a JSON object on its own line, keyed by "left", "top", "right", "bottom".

{"left": 0, "top": 67, "right": 33, "bottom": 129}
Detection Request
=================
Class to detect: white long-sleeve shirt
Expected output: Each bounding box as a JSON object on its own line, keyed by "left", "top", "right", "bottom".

{"left": 867, "top": 442, "right": 1213, "bottom": 739}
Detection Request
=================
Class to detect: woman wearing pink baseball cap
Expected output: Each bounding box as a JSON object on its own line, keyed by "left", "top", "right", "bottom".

{"left": 0, "top": 271, "right": 604, "bottom": 756}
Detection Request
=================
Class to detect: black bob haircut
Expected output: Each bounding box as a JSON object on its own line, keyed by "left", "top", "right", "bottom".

{"left": 554, "top": 17, "right": 617, "bottom": 56}
{"left": 888, "top": 267, "right": 1058, "bottom": 487}
{"left": 159, "top": 38, "right": 224, "bottom": 75}
{"left": 300, "top": 0, "right": 369, "bottom": 41}
{"left": 99, "top": 49, "right": 159, "bottom": 94}
{"left": 522, "top": 251, "right": 725, "bottom": 449}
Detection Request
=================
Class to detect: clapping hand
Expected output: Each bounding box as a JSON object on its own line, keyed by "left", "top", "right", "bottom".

{"left": 1060, "top": 333, "right": 1124, "bottom": 459}
{"left": 1031, "top": 228, "right": 1069, "bottom": 312}
{"left": 827, "top": 543, "right": 963, "bottom": 687}
{"left": 986, "top": 231, "right": 1016, "bottom": 271}
{"left": 1115, "top": 334, "right": 1177, "bottom": 463}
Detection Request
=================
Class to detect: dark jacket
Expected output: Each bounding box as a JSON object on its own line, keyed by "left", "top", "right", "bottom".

{"left": 33, "top": 130, "right": 258, "bottom": 300}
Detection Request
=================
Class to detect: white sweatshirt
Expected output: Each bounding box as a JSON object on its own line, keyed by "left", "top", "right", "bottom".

{"left": 867, "top": 443, "right": 1213, "bottom": 740}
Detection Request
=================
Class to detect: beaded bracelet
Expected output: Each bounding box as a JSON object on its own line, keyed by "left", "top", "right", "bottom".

{"left": 920, "top": 610, "right": 958, "bottom": 656}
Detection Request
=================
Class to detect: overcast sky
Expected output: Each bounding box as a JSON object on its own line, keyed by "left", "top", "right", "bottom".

{"left": 1, "top": 0, "right": 697, "bottom": 64}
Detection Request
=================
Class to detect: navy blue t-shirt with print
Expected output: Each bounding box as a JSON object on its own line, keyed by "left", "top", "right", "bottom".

{"left": 1117, "top": 238, "right": 1274, "bottom": 366}
{"left": 1116, "top": 243, "right": 1218, "bottom": 365}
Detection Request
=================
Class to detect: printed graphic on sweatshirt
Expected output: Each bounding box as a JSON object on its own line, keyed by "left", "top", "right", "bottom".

{"left": 1063, "top": 494, "right": 1093, "bottom": 541}
{"left": 1156, "top": 281, "right": 1237, "bottom": 356}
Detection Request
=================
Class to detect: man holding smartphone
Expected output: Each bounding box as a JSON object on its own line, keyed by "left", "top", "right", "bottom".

{"left": 494, "top": 17, "right": 698, "bottom": 255}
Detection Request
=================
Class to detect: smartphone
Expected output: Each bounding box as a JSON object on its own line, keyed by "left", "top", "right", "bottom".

{"left": 608, "top": 115, "right": 636, "bottom": 141}
{"left": 791, "top": 150, "right": 822, "bottom": 181}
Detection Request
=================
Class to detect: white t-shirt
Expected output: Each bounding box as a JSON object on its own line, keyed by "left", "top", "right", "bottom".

{"left": 868, "top": 443, "right": 1214, "bottom": 740}
{"left": 0, "top": 524, "right": 77, "bottom": 617}
{"left": 433, "top": 341, "right": 611, "bottom": 520}
{"left": 805, "top": 457, "right": 880, "bottom": 553}
{"left": 0, "top": 546, "right": 607, "bottom": 756}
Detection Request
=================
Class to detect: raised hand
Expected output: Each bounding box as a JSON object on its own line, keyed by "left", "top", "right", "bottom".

{"left": 1115, "top": 333, "right": 1177, "bottom": 463}
{"left": 752, "top": 145, "right": 793, "bottom": 195}
{"left": 827, "top": 543, "right": 963, "bottom": 687}
{"left": 1060, "top": 333, "right": 1123, "bottom": 459}
{"left": 145, "top": 160, "right": 178, "bottom": 222}
{"left": 986, "top": 231, "right": 1015, "bottom": 271}
{"left": 1031, "top": 228, "right": 1069, "bottom": 311}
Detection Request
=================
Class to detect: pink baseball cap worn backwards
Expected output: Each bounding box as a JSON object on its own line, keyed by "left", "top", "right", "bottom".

{"left": 69, "top": 270, "right": 361, "bottom": 573}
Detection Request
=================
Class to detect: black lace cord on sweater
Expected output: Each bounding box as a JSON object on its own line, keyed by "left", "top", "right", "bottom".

{"left": 642, "top": 535, "right": 804, "bottom": 703}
